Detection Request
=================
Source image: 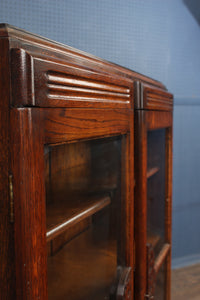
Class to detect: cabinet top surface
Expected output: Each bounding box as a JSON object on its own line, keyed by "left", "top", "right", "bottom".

{"left": 0, "top": 24, "right": 163, "bottom": 87}
{"left": 0, "top": 24, "right": 173, "bottom": 110}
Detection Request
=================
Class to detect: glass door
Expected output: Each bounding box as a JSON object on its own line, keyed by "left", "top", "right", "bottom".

{"left": 147, "top": 129, "right": 166, "bottom": 257}
{"left": 44, "top": 136, "right": 127, "bottom": 300}
{"left": 146, "top": 128, "right": 171, "bottom": 299}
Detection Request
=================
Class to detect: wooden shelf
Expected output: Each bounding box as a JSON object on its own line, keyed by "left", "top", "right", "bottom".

{"left": 147, "top": 167, "right": 159, "bottom": 179}
{"left": 154, "top": 243, "right": 170, "bottom": 274}
{"left": 46, "top": 194, "right": 111, "bottom": 242}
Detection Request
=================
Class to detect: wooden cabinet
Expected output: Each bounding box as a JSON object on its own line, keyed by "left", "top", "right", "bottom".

{"left": 0, "top": 24, "right": 173, "bottom": 300}
{"left": 134, "top": 82, "right": 173, "bottom": 300}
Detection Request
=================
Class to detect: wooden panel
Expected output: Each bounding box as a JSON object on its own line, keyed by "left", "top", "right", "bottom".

{"left": 49, "top": 141, "right": 91, "bottom": 175}
{"left": 135, "top": 82, "right": 173, "bottom": 111}
{"left": 121, "top": 132, "right": 134, "bottom": 300}
{"left": 10, "top": 108, "right": 47, "bottom": 300}
{"left": 134, "top": 109, "right": 173, "bottom": 300}
{"left": 0, "top": 37, "right": 16, "bottom": 299}
{"left": 11, "top": 48, "right": 34, "bottom": 106}
{"left": 165, "top": 127, "right": 173, "bottom": 300}
{"left": 11, "top": 48, "right": 133, "bottom": 108}
{"left": 134, "top": 111, "right": 148, "bottom": 300}
{"left": 44, "top": 108, "right": 131, "bottom": 144}
{"left": 143, "top": 85, "right": 173, "bottom": 111}
{"left": 146, "top": 111, "right": 173, "bottom": 130}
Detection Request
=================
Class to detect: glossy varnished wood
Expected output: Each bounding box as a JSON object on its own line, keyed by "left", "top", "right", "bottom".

{"left": 135, "top": 81, "right": 173, "bottom": 111}
{"left": 46, "top": 194, "right": 111, "bottom": 242}
{"left": 146, "top": 111, "right": 172, "bottom": 130}
{"left": 0, "top": 35, "right": 15, "bottom": 300}
{"left": 10, "top": 109, "right": 47, "bottom": 299}
{"left": 165, "top": 127, "right": 173, "bottom": 300}
{"left": 9, "top": 84, "right": 134, "bottom": 300}
{"left": 134, "top": 79, "right": 173, "bottom": 300}
{"left": 121, "top": 129, "right": 135, "bottom": 299}
{"left": 134, "top": 111, "right": 148, "bottom": 300}
{"left": 0, "top": 23, "right": 173, "bottom": 300}
{"left": 11, "top": 48, "right": 133, "bottom": 109}
{"left": 44, "top": 108, "right": 131, "bottom": 144}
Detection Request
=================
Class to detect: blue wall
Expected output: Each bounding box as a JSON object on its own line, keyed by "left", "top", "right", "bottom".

{"left": 1, "top": 0, "right": 200, "bottom": 268}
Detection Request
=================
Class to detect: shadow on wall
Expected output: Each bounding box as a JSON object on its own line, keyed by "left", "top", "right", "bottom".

{"left": 183, "top": 0, "right": 200, "bottom": 25}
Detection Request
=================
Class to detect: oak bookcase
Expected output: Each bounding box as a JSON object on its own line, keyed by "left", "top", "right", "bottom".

{"left": 0, "top": 24, "right": 173, "bottom": 300}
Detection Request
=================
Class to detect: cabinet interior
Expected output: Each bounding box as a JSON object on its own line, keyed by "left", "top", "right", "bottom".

{"left": 44, "top": 136, "right": 123, "bottom": 300}
{"left": 147, "top": 129, "right": 166, "bottom": 258}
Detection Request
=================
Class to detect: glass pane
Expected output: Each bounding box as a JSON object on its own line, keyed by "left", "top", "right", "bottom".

{"left": 147, "top": 129, "right": 166, "bottom": 257}
{"left": 44, "top": 136, "right": 123, "bottom": 300}
{"left": 154, "top": 262, "right": 166, "bottom": 300}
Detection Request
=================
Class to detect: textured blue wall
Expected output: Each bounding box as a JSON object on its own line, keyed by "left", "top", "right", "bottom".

{"left": 1, "top": 0, "right": 200, "bottom": 267}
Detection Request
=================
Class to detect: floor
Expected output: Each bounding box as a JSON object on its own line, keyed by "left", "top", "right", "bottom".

{"left": 171, "top": 263, "right": 200, "bottom": 300}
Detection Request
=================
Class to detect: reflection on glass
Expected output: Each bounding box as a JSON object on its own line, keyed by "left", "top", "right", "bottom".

{"left": 154, "top": 262, "right": 165, "bottom": 300}
{"left": 147, "top": 129, "right": 166, "bottom": 258}
{"left": 44, "top": 136, "right": 122, "bottom": 300}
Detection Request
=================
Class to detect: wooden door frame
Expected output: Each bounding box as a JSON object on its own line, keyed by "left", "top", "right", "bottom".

{"left": 134, "top": 110, "right": 173, "bottom": 300}
{"left": 10, "top": 107, "right": 134, "bottom": 300}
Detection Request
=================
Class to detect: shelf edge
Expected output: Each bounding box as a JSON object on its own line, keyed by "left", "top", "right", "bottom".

{"left": 46, "top": 195, "right": 111, "bottom": 242}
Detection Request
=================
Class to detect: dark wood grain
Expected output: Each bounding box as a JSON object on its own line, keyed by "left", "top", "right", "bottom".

{"left": 0, "top": 23, "right": 174, "bottom": 300}
{"left": 135, "top": 81, "right": 173, "bottom": 111}
{"left": 44, "top": 108, "right": 131, "bottom": 144}
{"left": 121, "top": 120, "right": 134, "bottom": 300}
{"left": 146, "top": 110, "right": 172, "bottom": 130}
{"left": 134, "top": 111, "right": 148, "bottom": 300}
{"left": 0, "top": 36, "right": 16, "bottom": 300}
{"left": 10, "top": 108, "right": 47, "bottom": 300}
{"left": 165, "top": 127, "right": 173, "bottom": 300}
{"left": 46, "top": 194, "right": 111, "bottom": 242}
{"left": 11, "top": 48, "right": 34, "bottom": 106}
{"left": 11, "top": 48, "right": 133, "bottom": 108}
{"left": 134, "top": 105, "right": 173, "bottom": 299}
{"left": 33, "top": 55, "right": 133, "bottom": 108}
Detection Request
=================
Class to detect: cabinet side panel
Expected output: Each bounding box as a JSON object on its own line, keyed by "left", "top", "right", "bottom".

{"left": 10, "top": 108, "right": 47, "bottom": 300}
{"left": 0, "top": 38, "right": 16, "bottom": 299}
